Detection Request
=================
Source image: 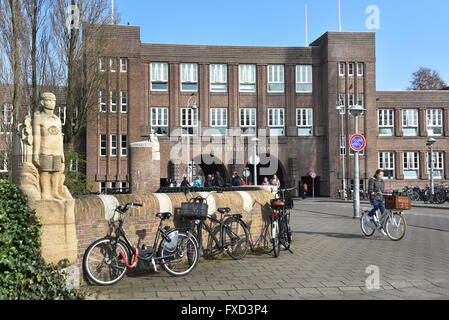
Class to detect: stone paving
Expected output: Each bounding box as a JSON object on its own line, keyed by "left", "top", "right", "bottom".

{"left": 85, "top": 199, "right": 449, "bottom": 300}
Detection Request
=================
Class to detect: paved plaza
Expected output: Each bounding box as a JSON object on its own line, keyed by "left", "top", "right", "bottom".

{"left": 85, "top": 199, "right": 449, "bottom": 300}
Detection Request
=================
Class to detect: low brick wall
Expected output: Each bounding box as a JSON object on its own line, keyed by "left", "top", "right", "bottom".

{"left": 74, "top": 188, "right": 275, "bottom": 272}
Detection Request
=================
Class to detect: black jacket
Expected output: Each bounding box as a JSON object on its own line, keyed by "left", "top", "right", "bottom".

{"left": 368, "top": 177, "right": 385, "bottom": 201}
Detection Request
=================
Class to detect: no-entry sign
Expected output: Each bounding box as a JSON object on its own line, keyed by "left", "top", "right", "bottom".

{"left": 349, "top": 134, "right": 366, "bottom": 152}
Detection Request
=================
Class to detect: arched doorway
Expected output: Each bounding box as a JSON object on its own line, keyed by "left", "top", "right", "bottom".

{"left": 245, "top": 154, "right": 287, "bottom": 185}
{"left": 192, "top": 154, "right": 230, "bottom": 184}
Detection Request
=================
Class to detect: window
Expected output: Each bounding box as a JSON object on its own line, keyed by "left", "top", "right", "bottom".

{"left": 0, "top": 151, "right": 7, "bottom": 172}
{"left": 348, "top": 63, "right": 354, "bottom": 76}
{"left": 403, "top": 152, "right": 419, "bottom": 179}
{"left": 296, "top": 108, "right": 313, "bottom": 136}
{"left": 120, "top": 91, "right": 128, "bottom": 113}
{"left": 58, "top": 106, "right": 66, "bottom": 126}
{"left": 69, "top": 158, "right": 78, "bottom": 172}
{"left": 340, "top": 135, "right": 346, "bottom": 155}
{"left": 120, "top": 182, "right": 129, "bottom": 192}
{"left": 110, "top": 58, "right": 116, "bottom": 72}
{"left": 240, "top": 108, "right": 256, "bottom": 135}
{"left": 110, "top": 91, "right": 117, "bottom": 112}
{"left": 357, "top": 93, "right": 364, "bottom": 107}
{"left": 378, "top": 109, "right": 394, "bottom": 136}
{"left": 427, "top": 151, "right": 444, "bottom": 179}
{"left": 121, "top": 135, "right": 128, "bottom": 157}
{"left": 180, "top": 63, "right": 198, "bottom": 91}
{"left": 239, "top": 64, "right": 256, "bottom": 92}
{"left": 99, "top": 91, "right": 107, "bottom": 112}
{"left": 99, "top": 58, "right": 106, "bottom": 72}
{"left": 210, "top": 108, "right": 227, "bottom": 135}
{"left": 402, "top": 109, "right": 418, "bottom": 136}
{"left": 120, "top": 58, "right": 128, "bottom": 72}
{"left": 99, "top": 182, "right": 106, "bottom": 193}
{"left": 151, "top": 62, "right": 168, "bottom": 91}
{"left": 378, "top": 152, "right": 395, "bottom": 179}
{"left": 348, "top": 94, "right": 355, "bottom": 106}
{"left": 267, "top": 65, "right": 284, "bottom": 92}
{"left": 210, "top": 64, "right": 227, "bottom": 92}
{"left": 151, "top": 107, "right": 169, "bottom": 135}
{"left": 181, "top": 108, "right": 198, "bottom": 135}
{"left": 268, "top": 108, "right": 285, "bottom": 136}
{"left": 1, "top": 103, "right": 13, "bottom": 125}
{"left": 339, "top": 62, "right": 346, "bottom": 76}
{"left": 100, "top": 135, "right": 107, "bottom": 156}
{"left": 338, "top": 93, "right": 346, "bottom": 106}
{"left": 357, "top": 63, "right": 364, "bottom": 76}
{"left": 110, "top": 134, "right": 117, "bottom": 156}
{"left": 426, "top": 109, "right": 443, "bottom": 136}
{"left": 296, "top": 65, "right": 312, "bottom": 92}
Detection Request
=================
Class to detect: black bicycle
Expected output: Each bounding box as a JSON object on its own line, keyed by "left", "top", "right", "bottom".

{"left": 83, "top": 203, "right": 200, "bottom": 286}
{"left": 181, "top": 189, "right": 250, "bottom": 260}
{"left": 270, "top": 186, "right": 296, "bottom": 257}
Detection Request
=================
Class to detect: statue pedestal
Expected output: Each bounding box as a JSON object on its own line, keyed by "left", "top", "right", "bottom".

{"left": 129, "top": 141, "right": 161, "bottom": 193}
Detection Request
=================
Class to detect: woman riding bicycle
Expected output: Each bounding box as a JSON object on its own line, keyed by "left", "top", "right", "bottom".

{"left": 367, "top": 169, "right": 387, "bottom": 235}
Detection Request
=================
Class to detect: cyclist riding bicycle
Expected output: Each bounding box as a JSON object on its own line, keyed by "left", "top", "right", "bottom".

{"left": 366, "top": 169, "right": 387, "bottom": 236}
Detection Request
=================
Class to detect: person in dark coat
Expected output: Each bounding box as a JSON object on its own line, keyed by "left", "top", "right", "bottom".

{"left": 213, "top": 171, "right": 224, "bottom": 187}
{"left": 204, "top": 174, "right": 214, "bottom": 187}
{"left": 231, "top": 172, "right": 242, "bottom": 186}
{"left": 180, "top": 176, "right": 190, "bottom": 187}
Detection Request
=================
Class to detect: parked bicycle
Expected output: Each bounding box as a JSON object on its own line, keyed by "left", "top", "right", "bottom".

{"left": 83, "top": 202, "right": 200, "bottom": 285}
{"left": 360, "top": 193, "right": 407, "bottom": 241}
{"left": 181, "top": 189, "right": 250, "bottom": 260}
{"left": 270, "top": 186, "right": 297, "bottom": 257}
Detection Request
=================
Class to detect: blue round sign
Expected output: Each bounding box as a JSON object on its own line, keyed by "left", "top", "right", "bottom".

{"left": 349, "top": 134, "right": 366, "bottom": 152}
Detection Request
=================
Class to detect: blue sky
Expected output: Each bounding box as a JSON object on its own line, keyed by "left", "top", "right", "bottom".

{"left": 114, "top": 0, "right": 449, "bottom": 91}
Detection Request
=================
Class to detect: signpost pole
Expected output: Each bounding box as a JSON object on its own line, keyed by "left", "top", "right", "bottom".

{"left": 353, "top": 120, "right": 360, "bottom": 219}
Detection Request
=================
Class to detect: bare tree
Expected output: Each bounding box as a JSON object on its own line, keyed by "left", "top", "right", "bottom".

{"left": 408, "top": 67, "right": 447, "bottom": 90}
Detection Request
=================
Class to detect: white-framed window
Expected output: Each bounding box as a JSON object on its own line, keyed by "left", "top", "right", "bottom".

{"left": 110, "top": 91, "right": 117, "bottom": 113}
{"left": 239, "top": 64, "right": 256, "bottom": 92}
{"left": 69, "top": 158, "right": 78, "bottom": 172}
{"left": 239, "top": 108, "right": 256, "bottom": 135}
{"left": 427, "top": 151, "right": 444, "bottom": 179}
{"left": 340, "top": 135, "right": 346, "bottom": 155}
{"left": 120, "top": 58, "right": 128, "bottom": 72}
{"left": 348, "top": 94, "right": 355, "bottom": 106}
{"left": 403, "top": 151, "right": 419, "bottom": 179}
{"left": 426, "top": 109, "right": 443, "bottom": 136}
{"left": 99, "top": 91, "right": 107, "bottom": 112}
{"left": 357, "top": 62, "right": 364, "bottom": 76}
{"left": 100, "top": 134, "right": 107, "bottom": 156}
{"left": 378, "top": 152, "right": 395, "bottom": 179}
{"left": 348, "top": 63, "right": 354, "bottom": 76}
{"left": 339, "top": 62, "right": 346, "bottom": 76}
{"left": 120, "top": 91, "right": 128, "bottom": 113}
{"left": 210, "top": 64, "right": 227, "bottom": 92}
{"left": 120, "top": 181, "right": 129, "bottom": 192}
{"left": 99, "top": 57, "right": 106, "bottom": 72}
{"left": 180, "top": 63, "right": 198, "bottom": 91}
{"left": 357, "top": 93, "right": 364, "bottom": 107}
{"left": 378, "top": 109, "right": 394, "bottom": 136}
{"left": 0, "top": 151, "right": 7, "bottom": 172}
{"left": 338, "top": 93, "right": 346, "bottom": 106}
{"left": 151, "top": 107, "right": 169, "bottom": 135}
{"left": 268, "top": 108, "right": 285, "bottom": 136}
{"left": 402, "top": 109, "right": 418, "bottom": 136}
{"left": 58, "top": 106, "right": 66, "bottom": 126}
{"left": 296, "top": 108, "right": 313, "bottom": 136}
{"left": 121, "top": 134, "right": 128, "bottom": 157}
{"left": 110, "top": 58, "right": 116, "bottom": 72}
{"left": 296, "top": 65, "right": 312, "bottom": 92}
{"left": 267, "top": 65, "right": 284, "bottom": 92}
{"left": 181, "top": 108, "right": 198, "bottom": 135}
{"left": 99, "top": 182, "right": 106, "bottom": 193}
{"left": 150, "top": 62, "right": 168, "bottom": 91}
{"left": 110, "top": 134, "right": 117, "bottom": 156}
{"left": 210, "top": 108, "right": 227, "bottom": 135}
{"left": 1, "top": 103, "right": 13, "bottom": 126}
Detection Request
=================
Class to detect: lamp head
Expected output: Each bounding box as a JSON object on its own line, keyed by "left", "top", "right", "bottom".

{"left": 426, "top": 138, "right": 436, "bottom": 147}
{"left": 348, "top": 104, "right": 365, "bottom": 117}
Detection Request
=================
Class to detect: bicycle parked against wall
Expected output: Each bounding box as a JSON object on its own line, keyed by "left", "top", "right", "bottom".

{"left": 270, "top": 186, "right": 297, "bottom": 257}
{"left": 181, "top": 189, "right": 250, "bottom": 260}
{"left": 83, "top": 203, "right": 200, "bottom": 285}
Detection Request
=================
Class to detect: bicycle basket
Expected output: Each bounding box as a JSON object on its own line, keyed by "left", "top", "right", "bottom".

{"left": 180, "top": 202, "right": 208, "bottom": 219}
{"left": 385, "top": 195, "right": 411, "bottom": 210}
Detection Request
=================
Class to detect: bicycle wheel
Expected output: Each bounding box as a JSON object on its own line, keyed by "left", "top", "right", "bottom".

{"left": 83, "top": 238, "right": 129, "bottom": 286}
{"left": 272, "top": 218, "right": 280, "bottom": 257}
{"left": 360, "top": 211, "right": 375, "bottom": 237}
{"left": 159, "top": 231, "right": 200, "bottom": 276}
{"left": 385, "top": 212, "right": 407, "bottom": 241}
{"left": 223, "top": 217, "right": 249, "bottom": 260}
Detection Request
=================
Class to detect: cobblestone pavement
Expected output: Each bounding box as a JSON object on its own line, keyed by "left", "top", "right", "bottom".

{"left": 85, "top": 200, "right": 449, "bottom": 300}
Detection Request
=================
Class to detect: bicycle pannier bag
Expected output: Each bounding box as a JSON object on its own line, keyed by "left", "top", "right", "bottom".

{"left": 384, "top": 195, "right": 411, "bottom": 210}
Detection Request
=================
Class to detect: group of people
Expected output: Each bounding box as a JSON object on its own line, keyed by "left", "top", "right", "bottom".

{"left": 179, "top": 171, "right": 226, "bottom": 188}
{"left": 261, "top": 175, "right": 281, "bottom": 188}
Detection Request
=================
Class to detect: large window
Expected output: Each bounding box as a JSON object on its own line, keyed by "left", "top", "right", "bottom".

{"left": 1, "top": 104, "right": 13, "bottom": 132}
{"left": 100, "top": 135, "right": 107, "bottom": 156}
{"left": 181, "top": 108, "right": 198, "bottom": 135}
{"left": 180, "top": 63, "right": 198, "bottom": 91}
{"left": 402, "top": 109, "right": 418, "bottom": 136}
{"left": 121, "top": 135, "right": 128, "bottom": 157}
{"left": 99, "top": 91, "right": 107, "bottom": 112}
{"left": 120, "top": 91, "right": 128, "bottom": 113}
{"left": 110, "top": 91, "right": 117, "bottom": 113}
{"left": 427, "top": 151, "right": 444, "bottom": 179}
{"left": 110, "top": 134, "right": 118, "bottom": 156}
{"left": 296, "top": 108, "right": 313, "bottom": 136}
{"left": 338, "top": 62, "right": 346, "bottom": 76}
{"left": 99, "top": 57, "right": 106, "bottom": 72}
{"left": 268, "top": 108, "right": 285, "bottom": 136}
{"left": 210, "top": 108, "right": 227, "bottom": 135}
{"left": 296, "top": 65, "right": 312, "bottom": 92}
{"left": 267, "top": 65, "right": 284, "bottom": 92}
{"left": 151, "top": 62, "right": 168, "bottom": 91}
{"left": 357, "top": 63, "right": 364, "bottom": 76}
{"left": 120, "top": 58, "right": 128, "bottom": 72}
{"left": 403, "top": 152, "right": 419, "bottom": 179}
{"left": 210, "top": 64, "right": 227, "bottom": 92}
{"left": 239, "top": 108, "right": 256, "bottom": 135}
{"left": 426, "top": 109, "right": 443, "bottom": 136}
{"left": 151, "top": 107, "right": 169, "bottom": 135}
{"left": 378, "top": 109, "right": 394, "bottom": 136}
{"left": 378, "top": 152, "right": 395, "bottom": 179}
{"left": 239, "top": 64, "right": 256, "bottom": 92}
{"left": 348, "top": 63, "right": 355, "bottom": 76}
{"left": 110, "top": 58, "right": 116, "bottom": 72}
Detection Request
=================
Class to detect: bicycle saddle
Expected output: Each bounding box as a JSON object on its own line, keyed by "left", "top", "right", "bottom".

{"left": 217, "top": 207, "right": 231, "bottom": 214}
{"left": 156, "top": 212, "right": 172, "bottom": 220}
{"left": 272, "top": 199, "right": 285, "bottom": 206}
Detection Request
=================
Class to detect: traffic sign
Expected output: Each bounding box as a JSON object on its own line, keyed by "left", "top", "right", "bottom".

{"left": 349, "top": 134, "right": 366, "bottom": 152}
{"left": 308, "top": 170, "right": 317, "bottom": 179}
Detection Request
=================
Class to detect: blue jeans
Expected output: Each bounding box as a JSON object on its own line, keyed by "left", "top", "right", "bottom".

{"left": 369, "top": 199, "right": 385, "bottom": 217}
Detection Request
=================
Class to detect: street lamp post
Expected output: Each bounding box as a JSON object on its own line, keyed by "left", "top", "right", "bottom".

{"left": 186, "top": 93, "right": 198, "bottom": 184}
{"left": 336, "top": 103, "right": 346, "bottom": 200}
{"left": 348, "top": 104, "right": 365, "bottom": 219}
{"left": 426, "top": 138, "right": 436, "bottom": 196}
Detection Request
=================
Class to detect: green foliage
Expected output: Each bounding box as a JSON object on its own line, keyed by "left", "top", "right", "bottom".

{"left": 64, "top": 150, "right": 92, "bottom": 196}
{"left": 0, "top": 180, "right": 82, "bottom": 300}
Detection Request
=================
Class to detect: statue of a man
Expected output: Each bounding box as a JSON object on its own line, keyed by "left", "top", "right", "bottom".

{"left": 32, "top": 92, "right": 71, "bottom": 200}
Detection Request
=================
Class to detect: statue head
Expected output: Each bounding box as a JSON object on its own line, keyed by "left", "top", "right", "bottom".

{"left": 39, "top": 92, "right": 56, "bottom": 111}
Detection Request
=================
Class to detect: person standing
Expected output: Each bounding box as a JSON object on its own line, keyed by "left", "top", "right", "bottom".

{"left": 204, "top": 174, "right": 214, "bottom": 187}
{"left": 193, "top": 175, "right": 203, "bottom": 187}
{"left": 232, "top": 172, "right": 242, "bottom": 186}
{"left": 213, "top": 171, "right": 224, "bottom": 187}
